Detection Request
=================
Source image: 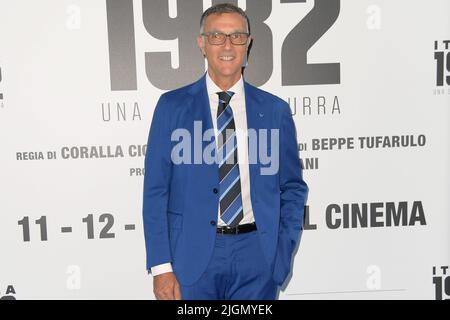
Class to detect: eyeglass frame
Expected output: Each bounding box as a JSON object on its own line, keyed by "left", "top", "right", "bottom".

{"left": 200, "top": 31, "right": 251, "bottom": 46}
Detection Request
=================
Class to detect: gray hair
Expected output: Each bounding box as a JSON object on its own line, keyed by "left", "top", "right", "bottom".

{"left": 200, "top": 3, "right": 250, "bottom": 34}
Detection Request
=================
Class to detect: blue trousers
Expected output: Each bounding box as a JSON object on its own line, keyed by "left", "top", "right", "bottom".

{"left": 180, "top": 230, "right": 279, "bottom": 300}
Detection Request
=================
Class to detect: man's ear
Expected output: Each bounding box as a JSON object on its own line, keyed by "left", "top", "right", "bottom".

{"left": 246, "top": 36, "right": 253, "bottom": 50}
{"left": 197, "top": 35, "right": 206, "bottom": 57}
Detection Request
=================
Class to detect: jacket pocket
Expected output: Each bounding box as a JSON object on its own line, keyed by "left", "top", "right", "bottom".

{"left": 167, "top": 211, "right": 183, "bottom": 229}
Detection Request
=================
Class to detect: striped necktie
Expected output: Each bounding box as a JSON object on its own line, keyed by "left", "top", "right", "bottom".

{"left": 216, "top": 91, "right": 244, "bottom": 227}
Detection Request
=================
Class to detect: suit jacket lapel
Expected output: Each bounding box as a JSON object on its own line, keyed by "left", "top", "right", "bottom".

{"left": 244, "top": 81, "right": 262, "bottom": 133}
{"left": 189, "top": 73, "right": 214, "bottom": 134}
{"left": 244, "top": 81, "right": 264, "bottom": 205}
{"left": 186, "top": 74, "right": 219, "bottom": 189}
{"left": 188, "top": 73, "right": 216, "bottom": 154}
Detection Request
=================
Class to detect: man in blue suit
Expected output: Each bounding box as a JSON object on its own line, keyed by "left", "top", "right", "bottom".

{"left": 143, "top": 3, "right": 308, "bottom": 300}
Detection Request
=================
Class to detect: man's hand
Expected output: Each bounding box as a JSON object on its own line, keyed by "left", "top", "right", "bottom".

{"left": 153, "top": 272, "right": 181, "bottom": 300}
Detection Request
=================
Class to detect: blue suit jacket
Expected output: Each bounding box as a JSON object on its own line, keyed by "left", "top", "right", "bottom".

{"left": 143, "top": 74, "right": 308, "bottom": 286}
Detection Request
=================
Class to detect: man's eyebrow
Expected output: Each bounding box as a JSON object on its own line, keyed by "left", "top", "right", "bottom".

{"left": 205, "top": 29, "right": 246, "bottom": 33}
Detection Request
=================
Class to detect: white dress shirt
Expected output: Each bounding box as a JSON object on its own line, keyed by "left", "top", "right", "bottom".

{"left": 151, "top": 72, "right": 255, "bottom": 276}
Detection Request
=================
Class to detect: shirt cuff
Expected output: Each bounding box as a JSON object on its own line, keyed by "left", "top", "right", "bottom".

{"left": 150, "top": 263, "right": 173, "bottom": 276}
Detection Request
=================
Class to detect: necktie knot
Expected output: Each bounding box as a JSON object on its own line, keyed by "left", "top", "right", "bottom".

{"left": 217, "top": 91, "right": 234, "bottom": 106}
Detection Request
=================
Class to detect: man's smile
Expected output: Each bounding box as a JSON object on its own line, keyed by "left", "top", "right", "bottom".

{"left": 219, "top": 55, "right": 235, "bottom": 61}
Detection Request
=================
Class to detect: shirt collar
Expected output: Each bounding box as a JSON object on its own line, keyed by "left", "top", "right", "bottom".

{"left": 206, "top": 71, "right": 244, "bottom": 99}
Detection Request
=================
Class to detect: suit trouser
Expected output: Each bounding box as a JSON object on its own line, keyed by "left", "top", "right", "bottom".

{"left": 180, "top": 230, "right": 279, "bottom": 300}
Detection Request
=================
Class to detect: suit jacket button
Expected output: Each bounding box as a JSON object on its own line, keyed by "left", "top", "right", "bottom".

{"left": 213, "top": 188, "right": 218, "bottom": 194}
{"left": 210, "top": 220, "right": 216, "bottom": 226}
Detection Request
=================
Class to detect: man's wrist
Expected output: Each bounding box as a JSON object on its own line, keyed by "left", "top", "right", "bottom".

{"left": 150, "top": 263, "right": 173, "bottom": 276}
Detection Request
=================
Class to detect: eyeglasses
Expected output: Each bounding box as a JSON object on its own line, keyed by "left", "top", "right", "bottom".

{"left": 201, "top": 32, "right": 250, "bottom": 45}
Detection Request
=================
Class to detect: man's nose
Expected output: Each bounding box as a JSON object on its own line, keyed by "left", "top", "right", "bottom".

{"left": 223, "top": 36, "right": 233, "bottom": 49}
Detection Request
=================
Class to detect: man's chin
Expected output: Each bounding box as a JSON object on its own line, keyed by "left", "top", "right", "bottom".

{"left": 216, "top": 69, "right": 241, "bottom": 79}
{"left": 208, "top": 67, "right": 242, "bottom": 82}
